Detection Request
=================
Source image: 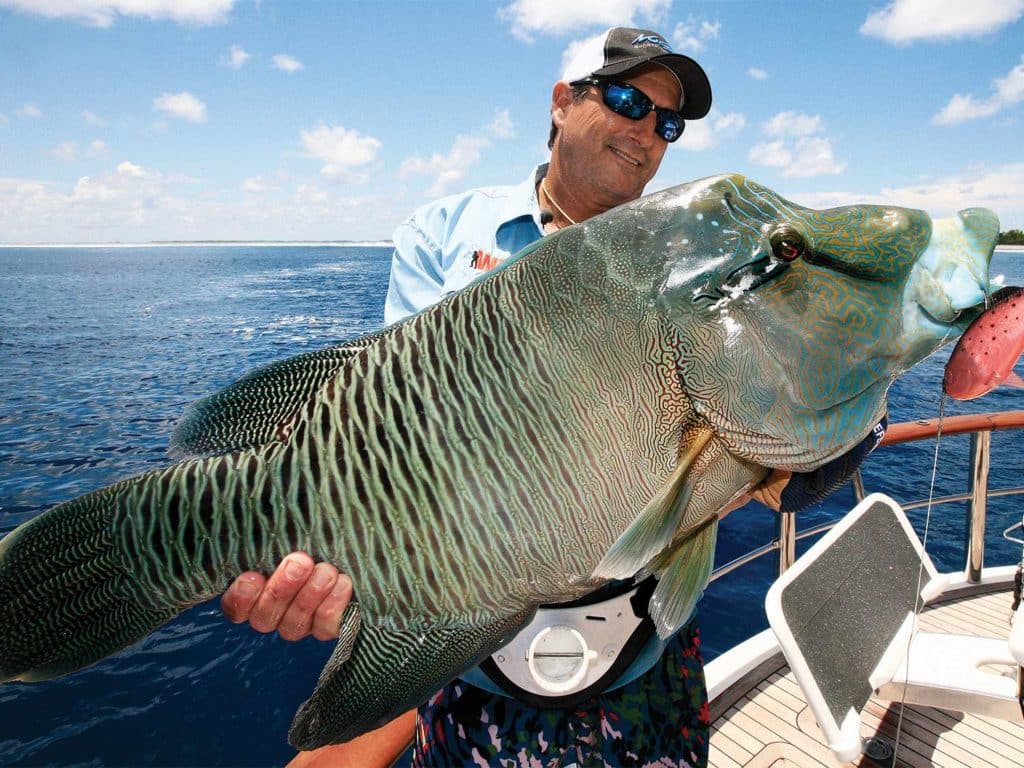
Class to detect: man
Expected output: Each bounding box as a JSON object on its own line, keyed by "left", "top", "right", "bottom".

{"left": 222, "top": 26, "right": 883, "bottom": 767}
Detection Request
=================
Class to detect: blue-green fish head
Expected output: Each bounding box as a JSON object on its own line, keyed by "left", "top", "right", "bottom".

{"left": 636, "top": 174, "right": 998, "bottom": 469}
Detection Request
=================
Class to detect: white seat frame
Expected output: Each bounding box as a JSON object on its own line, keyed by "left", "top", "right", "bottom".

{"left": 766, "top": 493, "right": 1023, "bottom": 763}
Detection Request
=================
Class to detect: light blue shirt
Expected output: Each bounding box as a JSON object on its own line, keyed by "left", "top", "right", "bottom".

{"left": 382, "top": 163, "right": 679, "bottom": 697}
{"left": 383, "top": 164, "right": 548, "bottom": 326}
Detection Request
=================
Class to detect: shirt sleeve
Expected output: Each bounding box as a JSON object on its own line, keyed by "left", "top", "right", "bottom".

{"left": 383, "top": 213, "right": 447, "bottom": 326}
{"left": 778, "top": 416, "right": 888, "bottom": 514}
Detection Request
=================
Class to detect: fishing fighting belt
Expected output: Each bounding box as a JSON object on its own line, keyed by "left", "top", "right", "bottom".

{"left": 478, "top": 577, "right": 658, "bottom": 709}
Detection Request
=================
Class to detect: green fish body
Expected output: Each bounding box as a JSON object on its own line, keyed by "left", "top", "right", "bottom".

{"left": 0, "top": 174, "right": 1002, "bottom": 747}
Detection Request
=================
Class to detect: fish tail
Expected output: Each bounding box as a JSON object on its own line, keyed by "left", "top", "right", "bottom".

{"left": 0, "top": 477, "right": 181, "bottom": 682}
{"left": 0, "top": 448, "right": 304, "bottom": 682}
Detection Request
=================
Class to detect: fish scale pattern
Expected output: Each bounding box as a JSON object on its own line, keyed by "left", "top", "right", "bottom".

{"left": 297, "top": 238, "right": 690, "bottom": 625}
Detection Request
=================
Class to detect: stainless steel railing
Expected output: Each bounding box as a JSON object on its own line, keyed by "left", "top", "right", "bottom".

{"left": 708, "top": 411, "right": 1024, "bottom": 584}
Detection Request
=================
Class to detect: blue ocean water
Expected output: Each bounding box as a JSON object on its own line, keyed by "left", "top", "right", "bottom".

{"left": 0, "top": 245, "right": 1021, "bottom": 766}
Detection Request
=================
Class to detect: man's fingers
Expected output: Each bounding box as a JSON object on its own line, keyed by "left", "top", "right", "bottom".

{"left": 750, "top": 468, "right": 793, "bottom": 511}
{"left": 312, "top": 574, "right": 353, "bottom": 641}
{"left": 247, "top": 553, "right": 315, "bottom": 633}
{"left": 277, "top": 562, "right": 339, "bottom": 642}
{"left": 222, "top": 571, "right": 267, "bottom": 624}
{"left": 222, "top": 554, "right": 354, "bottom": 642}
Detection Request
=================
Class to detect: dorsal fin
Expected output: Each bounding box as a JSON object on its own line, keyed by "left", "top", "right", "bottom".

{"left": 168, "top": 331, "right": 386, "bottom": 458}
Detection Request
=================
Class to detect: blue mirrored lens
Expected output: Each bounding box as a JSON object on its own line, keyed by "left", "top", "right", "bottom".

{"left": 597, "top": 81, "right": 684, "bottom": 143}
{"left": 656, "top": 114, "right": 684, "bottom": 142}
{"left": 603, "top": 83, "right": 652, "bottom": 120}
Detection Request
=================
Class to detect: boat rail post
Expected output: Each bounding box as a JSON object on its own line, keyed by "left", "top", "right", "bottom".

{"left": 777, "top": 511, "right": 797, "bottom": 576}
{"left": 965, "top": 430, "right": 991, "bottom": 583}
{"left": 851, "top": 469, "right": 866, "bottom": 504}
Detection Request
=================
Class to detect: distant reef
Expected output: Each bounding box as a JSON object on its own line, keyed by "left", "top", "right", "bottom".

{"left": 999, "top": 229, "right": 1024, "bottom": 246}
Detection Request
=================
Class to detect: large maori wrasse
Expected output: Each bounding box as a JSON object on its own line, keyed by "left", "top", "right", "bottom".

{"left": 0, "top": 174, "right": 1006, "bottom": 748}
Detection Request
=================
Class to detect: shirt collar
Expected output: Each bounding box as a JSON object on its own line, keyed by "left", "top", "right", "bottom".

{"left": 495, "top": 162, "right": 549, "bottom": 238}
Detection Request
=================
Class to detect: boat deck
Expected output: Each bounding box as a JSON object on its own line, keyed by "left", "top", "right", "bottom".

{"left": 708, "top": 586, "right": 1024, "bottom": 767}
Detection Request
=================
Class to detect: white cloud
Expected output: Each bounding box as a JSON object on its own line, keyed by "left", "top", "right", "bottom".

{"left": 860, "top": 0, "right": 1024, "bottom": 44}
{"left": 18, "top": 104, "right": 42, "bottom": 118}
{"left": 300, "top": 123, "right": 381, "bottom": 183}
{"left": 241, "top": 176, "right": 278, "bottom": 194}
{"left": 82, "top": 110, "right": 105, "bottom": 126}
{"left": 933, "top": 54, "right": 1024, "bottom": 125}
{"left": 272, "top": 54, "right": 304, "bottom": 73}
{"left": 52, "top": 141, "right": 77, "bottom": 161}
{"left": 763, "top": 111, "right": 825, "bottom": 138}
{"left": 671, "top": 17, "right": 720, "bottom": 55}
{"left": 748, "top": 140, "right": 791, "bottom": 168}
{"left": 224, "top": 44, "right": 250, "bottom": 69}
{"left": 0, "top": 0, "right": 237, "bottom": 28}
{"left": 70, "top": 175, "right": 117, "bottom": 202}
{"left": 401, "top": 135, "right": 490, "bottom": 198}
{"left": 295, "top": 184, "right": 328, "bottom": 205}
{"left": 399, "top": 109, "right": 517, "bottom": 197}
{"left": 0, "top": 172, "right": 409, "bottom": 243}
{"left": 679, "top": 110, "right": 746, "bottom": 151}
{"left": 153, "top": 91, "right": 207, "bottom": 123}
{"left": 749, "top": 136, "right": 847, "bottom": 177}
{"left": 782, "top": 137, "right": 846, "bottom": 177}
{"left": 794, "top": 163, "right": 1024, "bottom": 228}
{"left": 87, "top": 139, "right": 109, "bottom": 157}
{"left": 117, "top": 161, "right": 150, "bottom": 178}
{"left": 499, "top": 0, "right": 670, "bottom": 42}
{"left": 490, "top": 109, "right": 515, "bottom": 139}
{"left": 749, "top": 112, "right": 846, "bottom": 177}
{"left": 0, "top": 160, "right": 220, "bottom": 242}
{"left": 747, "top": 67, "right": 768, "bottom": 81}
{"left": 0, "top": 114, "right": 8, "bottom": 126}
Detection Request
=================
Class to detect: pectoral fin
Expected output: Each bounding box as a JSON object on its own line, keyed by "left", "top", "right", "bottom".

{"left": 288, "top": 608, "right": 535, "bottom": 749}
{"left": 648, "top": 519, "right": 717, "bottom": 639}
{"left": 592, "top": 427, "right": 713, "bottom": 580}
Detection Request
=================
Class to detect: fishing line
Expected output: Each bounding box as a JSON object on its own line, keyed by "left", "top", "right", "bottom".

{"left": 891, "top": 286, "right": 1001, "bottom": 759}
{"left": 890, "top": 393, "right": 946, "bottom": 762}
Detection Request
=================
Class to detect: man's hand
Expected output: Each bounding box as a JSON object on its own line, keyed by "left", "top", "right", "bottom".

{"left": 222, "top": 553, "right": 352, "bottom": 642}
{"left": 748, "top": 468, "right": 793, "bottom": 512}
{"left": 717, "top": 468, "right": 794, "bottom": 519}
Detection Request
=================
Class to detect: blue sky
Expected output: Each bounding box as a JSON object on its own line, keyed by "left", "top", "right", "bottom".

{"left": 0, "top": 0, "right": 1022, "bottom": 243}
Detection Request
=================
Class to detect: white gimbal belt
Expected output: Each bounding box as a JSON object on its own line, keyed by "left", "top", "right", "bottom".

{"left": 478, "top": 577, "right": 657, "bottom": 708}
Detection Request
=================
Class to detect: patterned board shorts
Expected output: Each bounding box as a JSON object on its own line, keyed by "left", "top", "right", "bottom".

{"left": 411, "top": 619, "right": 709, "bottom": 768}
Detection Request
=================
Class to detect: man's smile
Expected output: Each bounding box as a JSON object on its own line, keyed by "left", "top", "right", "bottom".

{"left": 608, "top": 144, "right": 643, "bottom": 168}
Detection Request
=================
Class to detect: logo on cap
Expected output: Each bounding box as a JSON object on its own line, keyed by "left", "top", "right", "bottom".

{"left": 632, "top": 34, "right": 671, "bottom": 52}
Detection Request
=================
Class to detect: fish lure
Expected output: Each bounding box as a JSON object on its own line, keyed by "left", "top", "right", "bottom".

{"left": 944, "top": 286, "right": 1024, "bottom": 400}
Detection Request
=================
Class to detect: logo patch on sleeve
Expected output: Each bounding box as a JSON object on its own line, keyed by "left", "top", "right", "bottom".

{"left": 471, "top": 249, "right": 503, "bottom": 272}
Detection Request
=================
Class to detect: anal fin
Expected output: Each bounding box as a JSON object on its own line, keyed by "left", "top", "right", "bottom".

{"left": 288, "top": 608, "right": 534, "bottom": 749}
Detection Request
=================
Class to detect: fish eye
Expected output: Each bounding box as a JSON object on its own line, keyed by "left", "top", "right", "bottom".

{"left": 769, "top": 226, "right": 806, "bottom": 262}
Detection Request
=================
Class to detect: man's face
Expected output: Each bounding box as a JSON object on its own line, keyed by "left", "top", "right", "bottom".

{"left": 553, "top": 65, "right": 682, "bottom": 210}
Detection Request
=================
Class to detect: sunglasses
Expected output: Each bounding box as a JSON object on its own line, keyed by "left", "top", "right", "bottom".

{"left": 574, "top": 78, "right": 685, "bottom": 143}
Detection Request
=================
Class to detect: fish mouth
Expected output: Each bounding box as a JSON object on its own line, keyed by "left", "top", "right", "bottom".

{"left": 916, "top": 298, "right": 980, "bottom": 334}
{"left": 906, "top": 209, "right": 1000, "bottom": 339}
{"left": 943, "top": 285, "right": 1024, "bottom": 331}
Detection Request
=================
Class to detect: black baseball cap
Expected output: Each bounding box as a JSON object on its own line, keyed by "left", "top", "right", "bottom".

{"left": 561, "top": 27, "right": 712, "bottom": 119}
